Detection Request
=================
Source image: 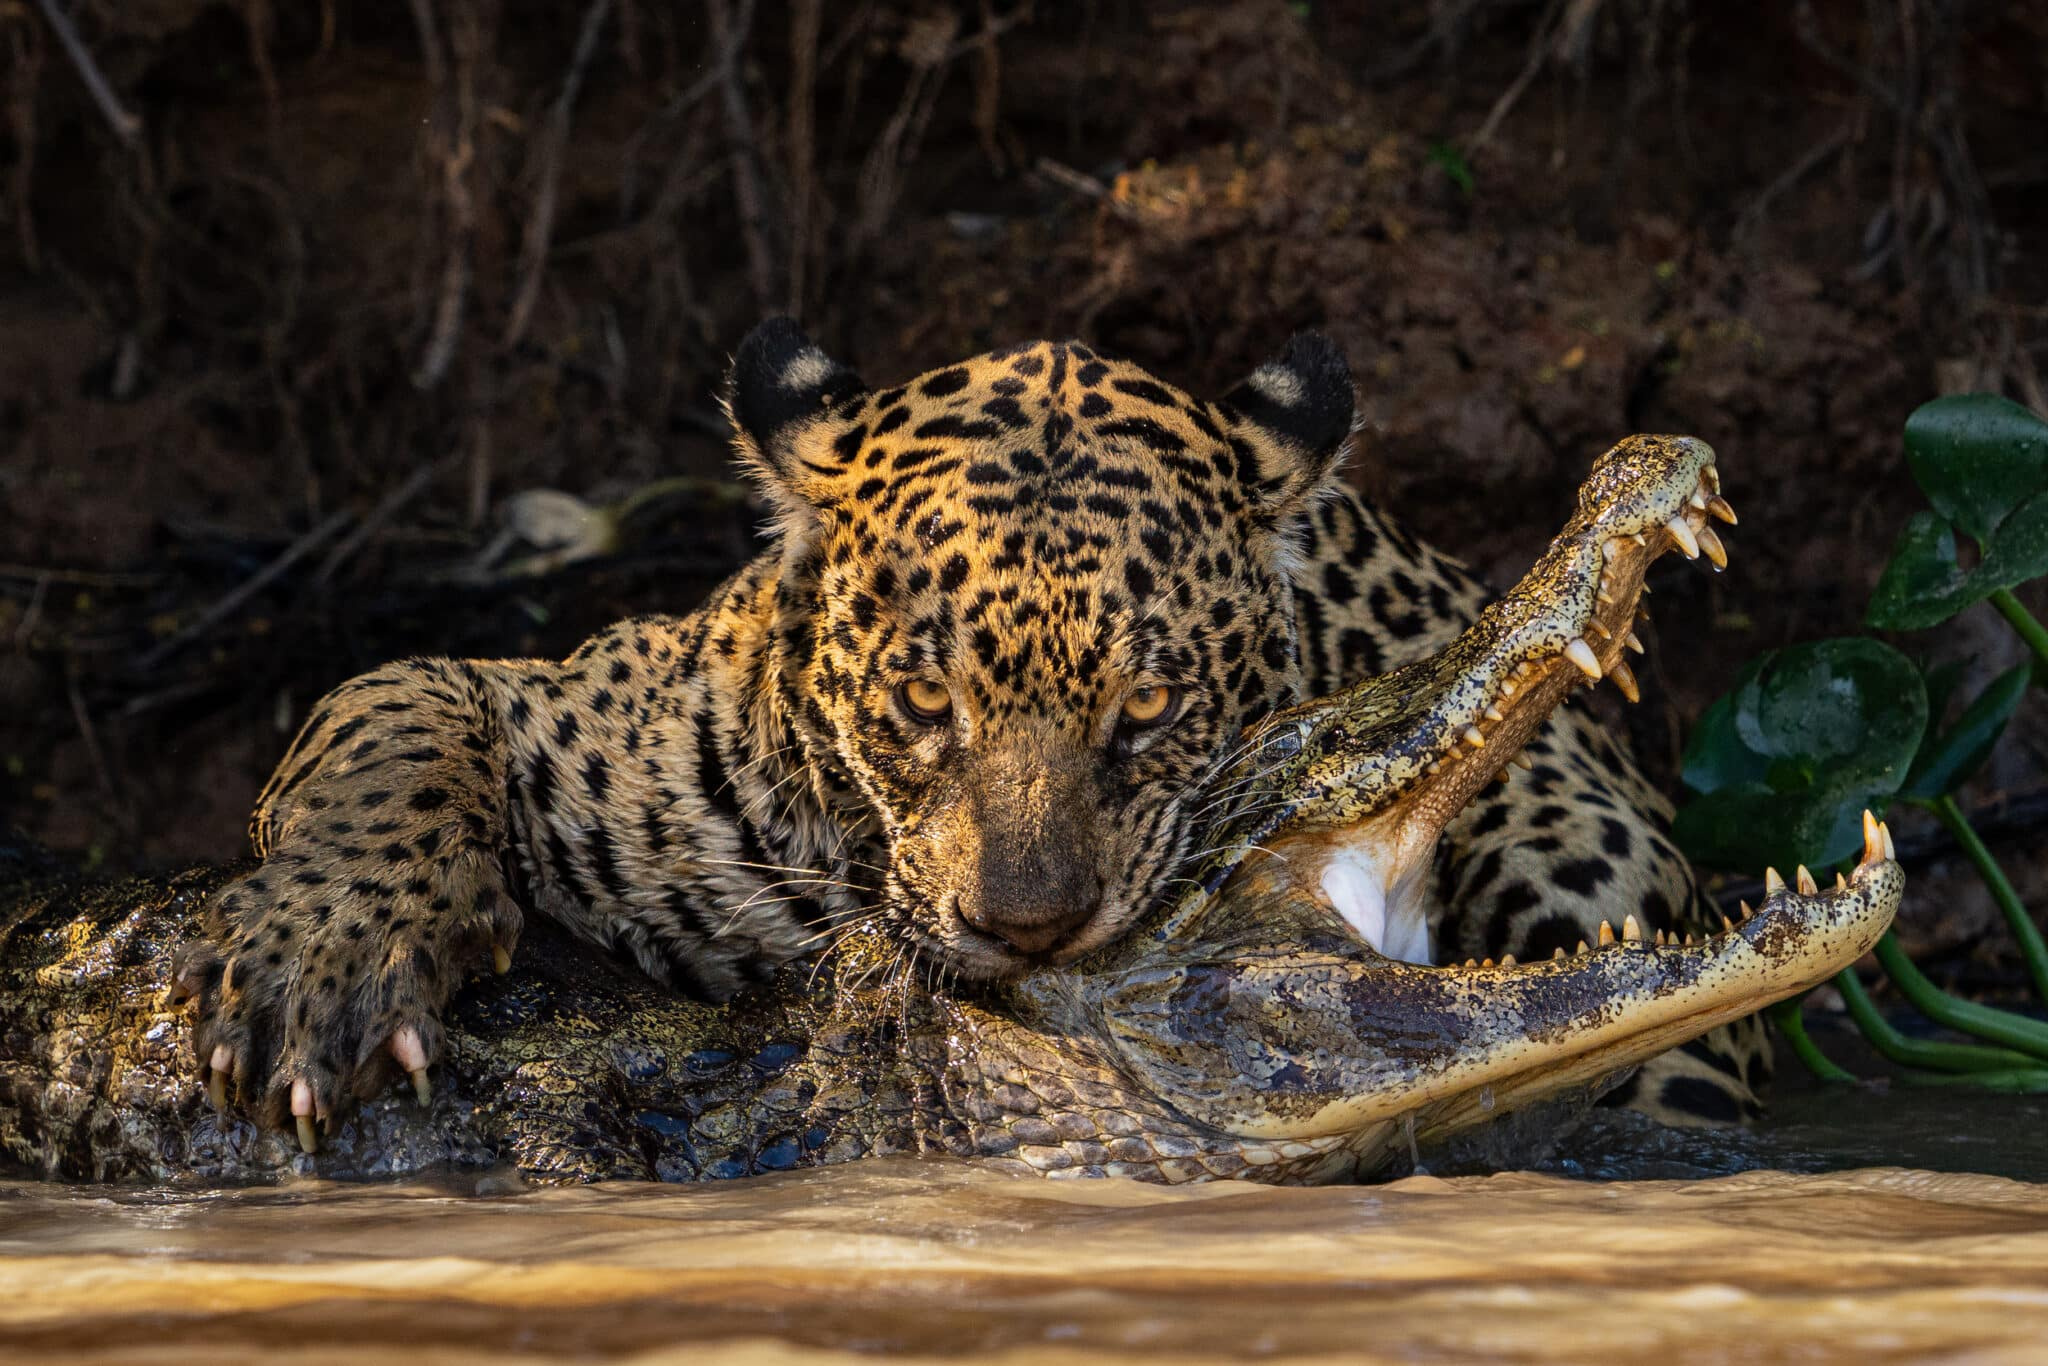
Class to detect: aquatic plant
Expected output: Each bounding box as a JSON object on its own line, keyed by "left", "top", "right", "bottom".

{"left": 1677, "top": 394, "right": 2048, "bottom": 1091}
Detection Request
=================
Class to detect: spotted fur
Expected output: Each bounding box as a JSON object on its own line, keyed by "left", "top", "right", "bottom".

{"left": 180, "top": 320, "right": 1763, "bottom": 1132}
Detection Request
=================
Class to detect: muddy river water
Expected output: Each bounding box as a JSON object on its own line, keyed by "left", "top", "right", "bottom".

{"left": 4, "top": 1070, "right": 2046, "bottom": 1363}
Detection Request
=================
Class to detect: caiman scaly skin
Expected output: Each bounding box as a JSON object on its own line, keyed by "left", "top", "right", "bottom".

{"left": 0, "top": 437, "right": 1904, "bottom": 1185}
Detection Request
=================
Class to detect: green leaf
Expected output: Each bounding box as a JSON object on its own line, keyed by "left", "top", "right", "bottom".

{"left": 1676, "top": 638, "right": 1927, "bottom": 872}
{"left": 1868, "top": 513, "right": 1982, "bottom": 630}
{"left": 1901, "top": 664, "right": 2030, "bottom": 801}
{"left": 1426, "top": 142, "right": 1475, "bottom": 196}
{"left": 1905, "top": 394, "right": 2048, "bottom": 544}
{"left": 1867, "top": 496, "right": 2048, "bottom": 631}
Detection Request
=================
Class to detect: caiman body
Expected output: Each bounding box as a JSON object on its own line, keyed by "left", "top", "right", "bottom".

{"left": 0, "top": 437, "right": 1904, "bottom": 1185}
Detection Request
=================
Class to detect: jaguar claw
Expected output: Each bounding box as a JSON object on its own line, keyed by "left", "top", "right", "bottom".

{"left": 390, "top": 1026, "right": 432, "bottom": 1104}
{"left": 290, "top": 1077, "right": 318, "bottom": 1155}
{"left": 493, "top": 945, "right": 513, "bottom": 975}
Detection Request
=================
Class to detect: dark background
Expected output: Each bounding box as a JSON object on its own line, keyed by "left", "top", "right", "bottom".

{"left": 3, "top": 0, "right": 2045, "bottom": 993}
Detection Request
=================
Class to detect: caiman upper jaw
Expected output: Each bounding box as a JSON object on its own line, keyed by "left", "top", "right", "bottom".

{"left": 1218, "top": 435, "right": 1735, "bottom": 964}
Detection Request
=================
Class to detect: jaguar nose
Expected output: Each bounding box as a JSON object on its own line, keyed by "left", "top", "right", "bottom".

{"left": 960, "top": 899, "right": 1097, "bottom": 957}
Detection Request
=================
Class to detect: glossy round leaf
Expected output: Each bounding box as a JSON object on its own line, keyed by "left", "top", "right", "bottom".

{"left": 1676, "top": 638, "right": 1926, "bottom": 872}
{"left": 1904, "top": 394, "right": 2048, "bottom": 544}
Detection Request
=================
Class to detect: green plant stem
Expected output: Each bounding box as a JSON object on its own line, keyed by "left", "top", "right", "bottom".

{"left": 1834, "top": 965, "right": 2042, "bottom": 1073}
{"left": 1926, "top": 794, "right": 2048, "bottom": 1004}
{"left": 1894, "top": 1067, "right": 2048, "bottom": 1093}
{"left": 1769, "top": 998, "right": 1855, "bottom": 1082}
{"left": 1989, "top": 588, "right": 2048, "bottom": 677}
{"left": 1872, "top": 932, "right": 2048, "bottom": 1061}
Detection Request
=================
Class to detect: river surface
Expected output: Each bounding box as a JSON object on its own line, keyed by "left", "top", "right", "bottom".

{"left": 4, "top": 1056, "right": 2046, "bottom": 1363}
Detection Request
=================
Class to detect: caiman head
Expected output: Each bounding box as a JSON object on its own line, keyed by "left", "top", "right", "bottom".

{"left": 987, "top": 434, "right": 1904, "bottom": 1181}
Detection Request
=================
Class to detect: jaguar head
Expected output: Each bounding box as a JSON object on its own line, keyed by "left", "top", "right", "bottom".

{"left": 726, "top": 318, "right": 1355, "bottom": 979}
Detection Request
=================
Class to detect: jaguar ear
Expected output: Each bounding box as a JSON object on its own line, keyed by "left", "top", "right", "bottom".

{"left": 1220, "top": 331, "right": 1356, "bottom": 516}
{"left": 725, "top": 317, "right": 869, "bottom": 519}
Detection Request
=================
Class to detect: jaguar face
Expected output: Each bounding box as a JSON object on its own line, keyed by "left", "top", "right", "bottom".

{"left": 727, "top": 321, "right": 1356, "bottom": 978}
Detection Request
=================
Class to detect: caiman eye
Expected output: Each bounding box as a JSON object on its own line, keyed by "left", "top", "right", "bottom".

{"left": 897, "top": 678, "right": 954, "bottom": 724}
{"left": 1120, "top": 684, "right": 1181, "bottom": 729}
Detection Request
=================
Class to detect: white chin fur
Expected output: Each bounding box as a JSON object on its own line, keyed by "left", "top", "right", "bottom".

{"left": 1319, "top": 847, "right": 1434, "bottom": 965}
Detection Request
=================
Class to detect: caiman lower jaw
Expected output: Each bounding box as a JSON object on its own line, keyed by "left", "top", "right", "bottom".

{"left": 1253, "top": 434, "right": 1736, "bottom": 966}
{"left": 1178, "top": 816, "right": 1902, "bottom": 1150}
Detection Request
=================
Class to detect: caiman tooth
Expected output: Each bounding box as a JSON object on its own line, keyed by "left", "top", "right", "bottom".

{"left": 1602, "top": 537, "right": 1626, "bottom": 563}
{"left": 1464, "top": 726, "right": 1488, "bottom": 750}
{"left": 1690, "top": 490, "right": 1709, "bottom": 510}
{"left": 1500, "top": 953, "right": 1517, "bottom": 967}
{"left": 1622, "top": 915, "right": 1643, "bottom": 944}
{"left": 1609, "top": 659, "right": 1640, "bottom": 704}
{"left": 1597, "top": 920, "right": 1616, "bottom": 947}
{"left": 1511, "top": 750, "right": 1534, "bottom": 770}
{"left": 1721, "top": 914, "right": 1735, "bottom": 933}
{"left": 1836, "top": 872, "right": 1848, "bottom": 891}
{"left": 1861, "top": 810, "right": 1884, "bottom": 866}
{"left": 1575, "top": 940, "right": 1590, "bottom": 956}
{"left": 1764, "top": 867, "right": 1786, "bottom": 896}
{"left": 1697, "top": 525, "right": 1728, "bottom": 570}
{"left": 1481, "top": 958, "right": 1495, "bottom": 969}
{"left": 1485, "top": 704, "right": 1505, "bottom": 723}
{"left": 1703, "top": 464, "right": 1722, "bottom": 494}
{"left": 1552, "top": 947, "right": 1567, "bottom": 960}
{"left": 1624, "top": 630, "right": 1645, "bottom": 654}
{"left": 1882, "top": 821, "right": 1896, "bottom": 860}
{"left": 1684, "top": 931, "right": 1696, "bottom": 946}
{"left": 1565, "top": 638, "right": 1603, "bottom": 680}
{"left": 1666, "top": 516, "right": 1700, "bottom": 559}
{"left": 1796, "top": 865, "right": 1819, "bottom": 896}
{"left": 1630, "top": 532, "right": 1648, "bottom": 547}
{"left": 1706, "top": 493, "right": 1737, "bottom": 524}
{"left": 1465, "top": 958, "right": 1479, "bottom": 968}
{"left": 1739, "top": 900, "right": 1755, "bottom": 922}
{"left": 1590, "top": 620, "right": 1613, "bottom": 640}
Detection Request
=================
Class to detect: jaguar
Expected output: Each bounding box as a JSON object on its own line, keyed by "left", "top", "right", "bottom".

{"left": 177, "top": 318, "right": 1758, "bottom": 1150}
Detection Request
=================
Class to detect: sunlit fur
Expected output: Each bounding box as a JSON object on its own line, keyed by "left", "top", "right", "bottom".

{"left": 738, "top": 339, "right": 1349, "bottom": 979}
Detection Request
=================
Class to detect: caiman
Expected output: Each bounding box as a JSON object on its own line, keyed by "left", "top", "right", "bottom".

{"left": 0, "top": 435, "right": 1902, "bottom": 1184}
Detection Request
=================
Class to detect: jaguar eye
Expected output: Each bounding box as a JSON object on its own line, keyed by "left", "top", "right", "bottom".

{"left": 1120, "top": 684, "right": 1181, "bottom": 728}
{"left": 898, "top": 678, "right": 954, "bottom": 724}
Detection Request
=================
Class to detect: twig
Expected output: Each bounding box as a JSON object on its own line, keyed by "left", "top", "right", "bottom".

{"left": 408, "top": 0, "right": 486, "bottom": 391}
{"left": 1733, "top": 120, "right": 1856, "bottom": 242}
{"left": 784, "top": 0, "right": 820, "bottom": 315}
{"left": 6, "top": 17, "right": 44, "bottom": 269}
{"left": 11, "top": 573, "right": 48, "bottom": 651}
{"left": 31, "top": 0, "right": 141, "bottom": 146}
{"left": 0, "top": 563, "right": 158, "bottom": 587}
{"left": 311, "top": 455, "right": 453, "bottom": 587}
{"left": 702, "top": 0, "right": 776, "bottom": 310}
{"left": 1032, "top": 156, "right": 1106, "bottom": 200}
{"left": 504, "top": 0, "right": 613, "bottom": 348}
{"left": 136, "top": 509, "right": 353, "bottom": 671}
{"left": 65, "top": 656, "right": 124, "bottom": 826}
{"left": 1463, "top": 0, "right": 1567, "bottom": 156}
